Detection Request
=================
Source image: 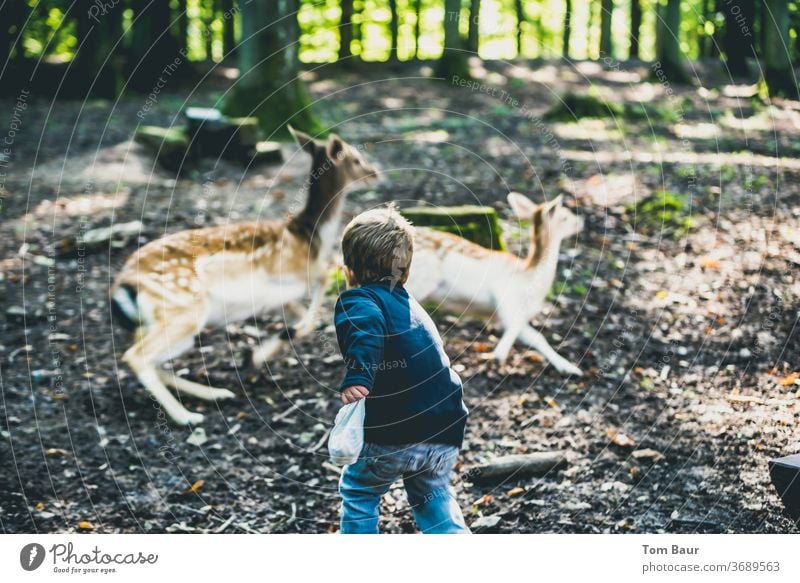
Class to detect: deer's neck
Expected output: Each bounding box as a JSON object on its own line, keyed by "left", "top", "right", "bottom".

{"left": 523, "top": 208, "right": 554, "bottom": 270}
{"left": 289, "top": 149, "right": 347, "bottom": 257}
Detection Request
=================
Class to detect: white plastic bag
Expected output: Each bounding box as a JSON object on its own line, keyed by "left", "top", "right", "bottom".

{"left": 328, "top": 399, "right": 366, "bottom": 466}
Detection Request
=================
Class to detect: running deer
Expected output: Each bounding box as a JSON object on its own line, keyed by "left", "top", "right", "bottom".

{"left": 405, "top": 193, "right": 584, "bottom": 375}
{"left": 111, "top": 127, "right": 378, "bottom": 425}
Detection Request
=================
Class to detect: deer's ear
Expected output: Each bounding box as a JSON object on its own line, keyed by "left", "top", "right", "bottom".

{"left": 326, "top": 134, "right": 345, "bottom": 164}
{"left": 288, "top": 125, "right": 315, "bottom": 154}
{"left": 542, "top": 194, "right": 563, "bottom": 216}
{"left": 508, "top": 192, "right": 537, "bottom": 218}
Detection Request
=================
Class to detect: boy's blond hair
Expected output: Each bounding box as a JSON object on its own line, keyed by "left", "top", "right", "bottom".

{"left": 341, "top": 205, "right": 414, "bottom": 286}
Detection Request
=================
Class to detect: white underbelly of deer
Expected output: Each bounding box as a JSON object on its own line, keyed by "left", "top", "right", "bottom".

{"left": 200, "top": 258, "right": 307, "bottom": 325}
{"left": 410, "top": 251, "right": 501, "bottom": 315}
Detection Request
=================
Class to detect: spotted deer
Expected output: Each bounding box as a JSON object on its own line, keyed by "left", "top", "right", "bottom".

{"left": 111, "top": 127, "right": 378, "bottom": 425}
{"left": 405, "top": 193, "right": 584, "bottom": 375}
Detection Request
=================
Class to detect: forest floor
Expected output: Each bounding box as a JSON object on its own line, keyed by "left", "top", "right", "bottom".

{"left": 1, "top": 59, "right": 799, "bottom": 534}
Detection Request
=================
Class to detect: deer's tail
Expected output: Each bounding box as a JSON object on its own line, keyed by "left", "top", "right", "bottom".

{"left": 111, "top": 283, "right": 141, "bottom": 331}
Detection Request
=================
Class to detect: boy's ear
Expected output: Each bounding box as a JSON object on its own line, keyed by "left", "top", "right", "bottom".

{"left": 288, "top": 125, "right": 316, "bottom": 155}
{"left": 508, "top": 192, "right": 537, "bottom": 218}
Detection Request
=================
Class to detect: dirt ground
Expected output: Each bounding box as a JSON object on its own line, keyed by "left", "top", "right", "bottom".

{"left": 1, "top": 59, "right": 799, "bottom": 534}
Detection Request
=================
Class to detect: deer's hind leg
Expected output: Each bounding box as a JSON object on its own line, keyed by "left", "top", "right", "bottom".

{"left": 157, "top": 370, "right": 236, "bottom": 402}
{"left": 518, "top": 325, "right": 583, "bottom": 376}
{"left": 123, "top": 315, "right": 208, "bottom": 426}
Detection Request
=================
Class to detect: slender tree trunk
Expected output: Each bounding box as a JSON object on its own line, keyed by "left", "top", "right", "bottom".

{"left": 587, "top": 0, "right": 598, "bottom": 57}
{"left": 205, "top": 0, "right": 216, "bottom": 61}
{"left": 599, "top": 0, "right": 614, "bottom": 57}
{"left": 562, "top": 0, "right": 572, "bottom": 58}
{"left": 655, "top": 0, "right": 689, "bottom": 83}
{"left": 629, "top": 0, "right": 641, "bottom": 59}
{"left": 175, "top": 0, "right": 188, "bottom": 56}
{"left": 388, "top": 0, "right": 399, "bottom": 60}
{"left": 515, "top": 0, "right": 525, "bottom": 57}
{"left": 339, "top": 0, "right": 354, "bottom": 60}
{"left": 221, "top": 0, "right": 236, "bottom": 56}
{"left": 723, "top": 0, "right": 754, "bottom": 75}
{"left": 413, "top": 0, "right": 423, "bottom": 58}
{"left": 435, "top": 0, "right": 469, "bottom": 79}
{"left": 467, "top": 0, "right": 481, "bottom": 54}
{"left": 762, "top": 0, "right": 796, "bottom": 97}
{"left": 224, "top": 0, "right": 322, "bottom": 136}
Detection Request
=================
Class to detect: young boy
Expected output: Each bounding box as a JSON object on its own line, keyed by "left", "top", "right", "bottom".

{"left": 334, "top": 206, "right": 470, "bottom": 534}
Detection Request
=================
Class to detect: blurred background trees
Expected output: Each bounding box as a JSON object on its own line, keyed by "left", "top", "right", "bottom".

{"left": 1, "top": 0, "right": 798, "bottom": 130}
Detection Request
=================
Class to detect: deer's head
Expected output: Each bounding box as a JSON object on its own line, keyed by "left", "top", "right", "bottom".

{"left": 288, "top": 125, "right": 379, "bottom": 191}
{"left": 508, "top": 192, "right": 583, "bottom": 267}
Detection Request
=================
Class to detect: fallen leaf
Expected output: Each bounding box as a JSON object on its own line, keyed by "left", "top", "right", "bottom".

{"left": 35, "top": 502, "right": 45, "bottom": 510}
{"left": 507, "top": 487, "right": 525, "bottom": 497}
{"left": 607, "top": 428, "right": 636, "bottom": 447}
{"left": 702, "top": 258, "right": 721, "bottom": 269}
{"left": 656, "top": 290, "right": 668, "bottom": 299}
{"left": 78, "top": 521, "right": 94, "bottom": 530}
{"left": 632, "top": 448, "right": 664, "bottom": 461}
{"left": 184, "top": 480, "right": 205, "bottom": 494}
{"left": 473, "top": 343, "right": 491, "bottom": 353}
{"left": 779, "top": 372, "right": 799, "bottom": 387}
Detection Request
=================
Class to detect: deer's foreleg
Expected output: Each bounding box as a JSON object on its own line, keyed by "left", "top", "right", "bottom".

{"left": 122, "top": 318, "right": 206, "bottom": 426}
{"left": 252, "top": 282, "right": 325, "bottom": 368}
{"left": 518, "top": 325, "right": 583, "bottom": 376}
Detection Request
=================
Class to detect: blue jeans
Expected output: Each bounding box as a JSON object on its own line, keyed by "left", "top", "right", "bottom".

{"left": 339, "top": 441, "right": 470, "bottom": 534}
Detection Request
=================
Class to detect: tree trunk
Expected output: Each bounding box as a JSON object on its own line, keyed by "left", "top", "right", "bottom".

{"left": 599, "top": 0, "right": 614, "bottom": 58}
{"left": 588, "top": 0, "right": 597, "bottom": 56}
{"left": 129, "top": 0, "right": 183, "bottom": 91}
{"left": 655, "top": 0, "right": 689, "bottom": 83}
{"left": 435, "top": 0, "right": 469, "bottom": 79}
{"left": 222, "top": 0, "right": 236, "bottom": 57}
{"left": 224, "top": 0, "right": 322, "bottom": 137}
{"left": 175, "top": 0, "right": 189, "bottom": 56}
{"left": 73, "top": 0, "right": 123, "bottom": 97}
{"left": 629, "top": 0, "right": 641, "bottom": 59}
{"left": 467, "top": 0, "right": 481, "bottom": 54}
{"left": 413, "top": 0, "right": 423, "bottom": 58}
{"left": 723, "top": 0, "right": 754, "bottom": 76}
{"left": 562, "top": 0, "right": 572, "bottom": 58}
{"left": 515, "top": 0, "right": 525, "bottom": 57}
{"left": 762, "top": 0, "right": 795, "bottom": 97}
{"left": 339, "top": 0, "right": 354, "bottom": 60}
{"left": 388, "top": 0, "right": 399, "bottom": 60}
{"left": 205, "top": 0, "right": 217, "bottom": 61}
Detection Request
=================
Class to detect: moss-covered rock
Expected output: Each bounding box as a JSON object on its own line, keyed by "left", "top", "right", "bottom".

{"left": 133, "top": 126, "right": 190, "bottom": 170}
{"left": 545, "top": 91, "right": 622, "bottom": 121}
{"left": 401, "top": 205, "right": 506, "bottom": 250}
{"left": 546, "top": 91, "right": 678, "bottom": 123}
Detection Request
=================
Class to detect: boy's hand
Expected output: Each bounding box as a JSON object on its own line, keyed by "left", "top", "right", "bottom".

{"left": 342, "top": 385, "right": 369, "bottom": 404}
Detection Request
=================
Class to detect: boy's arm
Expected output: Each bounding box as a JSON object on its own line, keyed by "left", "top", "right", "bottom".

{"left": 334, "top": 290, "right": 387, "bottom": 399}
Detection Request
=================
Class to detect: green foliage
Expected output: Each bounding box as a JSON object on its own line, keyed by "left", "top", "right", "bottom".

{"left": 625, "top": 190, "right": 694, "bottom": 239}
{"left": 326, "top": 266, "right": 348, "bottom": 297}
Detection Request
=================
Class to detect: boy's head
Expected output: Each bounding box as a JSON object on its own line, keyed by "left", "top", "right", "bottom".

{"left": 341, "top": 205, "right": 414, "bottom": 288}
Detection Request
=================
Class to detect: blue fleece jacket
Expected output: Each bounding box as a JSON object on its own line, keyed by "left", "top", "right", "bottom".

{"left": 334, "top": 281, "right": 468, "bottom": 447}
